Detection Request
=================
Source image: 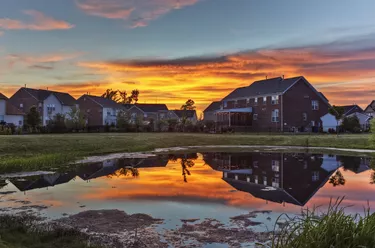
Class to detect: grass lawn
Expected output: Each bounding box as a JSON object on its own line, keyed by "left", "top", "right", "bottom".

{"left": 0, "top": 133, "right": 373, "bottom": 173}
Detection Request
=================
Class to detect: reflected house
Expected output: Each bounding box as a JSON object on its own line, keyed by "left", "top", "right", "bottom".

{"left": 203, "top": 152, "right": 338, "bottom": 206}
{"left": 116, "top": 156, "right": 169, "bottom": 168}
{"left": 10, "top": 172, "right": 76, "bottom": 192}
{"left": 77, "top": 159, "right": 118, "bottom": 181}
{"left": 338, "top": 156, "right": 372, "bottom": 174}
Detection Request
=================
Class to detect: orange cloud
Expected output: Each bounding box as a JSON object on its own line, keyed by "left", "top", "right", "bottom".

{"left": 76, "top": 0, "right": 200, "bottom": 28}
{"left": 0, "top": 10, "right": 74, "bottom": 31}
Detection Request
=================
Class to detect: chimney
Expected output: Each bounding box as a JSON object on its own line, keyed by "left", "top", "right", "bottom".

{"left": 266, "top": 75, "right": 268, "bottom": 79}
{"left": 24, "top": 84, "right": 26, "bottom": 88}
{"left": 282, "top": 75, "right": 285, "bottom": 80}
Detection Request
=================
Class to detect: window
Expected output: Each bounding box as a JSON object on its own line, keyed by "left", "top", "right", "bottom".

{"left": 20, "top": 103, "right": 23, "bottom": 108}
{"left": 312, "top": 100, "right": 319, "bottom": 110}
{"left": 263, "top": 96, "right": 267, "bottom": 105}
{"left": 272, "top": 178, "right": 280, "bottom": 188}
{"left": 0, "top": 115, "right": 4, "bottom": 121}
{"left": 312, "top": 171, "right": 319, "bottom": 182}
{"left": 303, "top": 113, "right": 307, "bottom": 121}
{"left": 271, "top": 109, "right": 279, "bottom": 122}
{"left": 253, "top": 161, "right": 259, "bottom": 167}
{"left": 263, "top": 176, "right": 268, "bottom": 186}
{"left": 253, "top": 114, "right": 258, "bottom": 120}
{"left": 223, "top": 101, "right": 228, "bottom": 108}
{"left": 254, "top": 98, "right": 258, "bottom": 105}
{"left": 47, "top": 104, "right": 55, "bottom": 113}
{"left": 311, "top": 120, "right": 315, "bottom": 127}
{"left": 254, "top": 175, "right": 258, "bottom": 184}
{"left": 272, "top": 95, "right": 279, "bottom": 105}
{"left": 246, "top": 98, "right": 250, "bottom": 104}
{"left": 272, "top": 160, "right": 280, "bottom": 172}
{"left": 18, "top": 120, "right": 22, "bottom": 126}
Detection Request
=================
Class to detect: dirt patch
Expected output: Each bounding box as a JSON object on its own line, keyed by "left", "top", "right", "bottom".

{"left": 164, "top": 218, "right": 271, "bottom": 248}
{"left": 58, "top": 210, "right": 164, "bottom": 233}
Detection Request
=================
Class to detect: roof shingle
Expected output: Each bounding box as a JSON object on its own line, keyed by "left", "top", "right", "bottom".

{"left": 203, "top": 101, "right": 221, "bottom": 112}
{"left": 23, "top": 88, "right": 77, "bottom": 106}
{"left": 134, "top": 104, "right": 168, "bottom": 112}
{"left": 222, "top": 76, "right": 301, "bottom": 101}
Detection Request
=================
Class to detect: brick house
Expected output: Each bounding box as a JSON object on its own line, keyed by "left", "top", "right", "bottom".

{"left": 0, "top": 93, "right": 24, "bottom": 126}
{"left": 217, "top": 76, "right": 330, "bottom": 132}
{"left": 171, "top": 110, "right": 198, "bottom": 124}
{"left": 77, "top": 95, "right": 124, "bottom": 126}
{"left": 203, "top": 101, "right": 221, "bottom": 122}
{"left": 203, "top": 152, "right": 337, "bottom": 206}
{"left": 364, "top": 101, "right": 375, "bottom": 117}
{"left": 126, "top": 104, "right": 170, "bottom": 123}
{"left": 9, "top": 88, "right": 77, "bottom": 126}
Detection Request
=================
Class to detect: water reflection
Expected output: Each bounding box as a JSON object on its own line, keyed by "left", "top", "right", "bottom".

{"left": 1, "top": 152, "right": 374, "bottom": 208}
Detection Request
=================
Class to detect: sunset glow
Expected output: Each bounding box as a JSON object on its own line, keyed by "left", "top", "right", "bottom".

{"left": 2, "top": 0, "right": 375, "bottom": 112}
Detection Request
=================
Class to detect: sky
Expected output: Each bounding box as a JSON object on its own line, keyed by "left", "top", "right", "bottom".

{"left": 1, "top": 0, "right": 375, "bottom": 112}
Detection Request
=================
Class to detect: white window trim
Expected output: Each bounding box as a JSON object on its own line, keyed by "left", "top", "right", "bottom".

{"left": 271, "top": 109, "right": 280, "bottom": 123}
{"left": 312, "top": 100, "right": 319, "bottom": 110}
{"left": 271, "top": 95, "right": 279, "bottom": 105}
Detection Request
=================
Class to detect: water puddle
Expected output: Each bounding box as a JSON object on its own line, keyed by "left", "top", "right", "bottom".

{"left": 0, "top": 151, "right": 374, "bottom": 247}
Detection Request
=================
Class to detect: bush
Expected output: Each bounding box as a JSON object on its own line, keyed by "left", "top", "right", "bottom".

{"left": 370, "top": 119, "right": 375, "bottom": 146}
{"left": 342, "top": 116, "right": 361, "bottom": 133}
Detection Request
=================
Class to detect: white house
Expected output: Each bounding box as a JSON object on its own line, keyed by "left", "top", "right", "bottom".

{"left": 320, "top": 113, "right": 338, "bottom": 132}
{"left": 0, "top": 93, "right": 24, "bottom": 126}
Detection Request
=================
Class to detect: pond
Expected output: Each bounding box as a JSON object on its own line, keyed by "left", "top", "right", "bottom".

{"left": 1, "top": 151, "right": 375, "bottom": 247}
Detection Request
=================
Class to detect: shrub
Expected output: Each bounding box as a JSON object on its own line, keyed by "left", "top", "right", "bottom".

{"left": 370, "top": 119, "right": 375, "bottom": 146}
{"left": 342, "top": 116, "right": 361, "bottom": 133}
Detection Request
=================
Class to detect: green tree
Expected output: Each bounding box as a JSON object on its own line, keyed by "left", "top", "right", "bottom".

{"left": 65, "top": 106, "right": 86, "bottom": 130}
{"left": 47, "top": 113, "right": 66, "bottom": 133}
{"left": 328, "top": 106, "right": 345, "bottom": 135}
{"left": 26, "top": 106, "right": 41, "bottom": 129}
{"left": 370, "top": 119, "right": 375, "bottom": 147}
{"left": 342, "top": 116, "right": 361, "bottom": 133}
{"left": 117, "top": 110, "right": 130, "bottom": 130}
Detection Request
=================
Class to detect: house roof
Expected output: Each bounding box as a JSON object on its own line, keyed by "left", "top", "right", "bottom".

{"left": 0, "top": 93, "right": 8, "bottom": 100}
{"left": 365, "top": 101, "right": 375, "bottom": 112}
{"left": 0, "top": 92, "right": 24, "bottom": 115}
{"left": 338, "top": 105, "right": 364, "bottom": 115}
{"left": 203, "top": 101, "right": 221, "bottom": 112}
{"left": 173, "top": 110, "right": 197, "bottom": 118}
{"left": 22, "top": 88, "right": 77, "bottom": 106}
{"left": 134, "top": 104, "right": 168, "bottom": 112}
{"left": 80, "top": 95, "right": 123, "bottom": 109}
{"left": 222, "top": 76, "right": 302, "bottom": 100}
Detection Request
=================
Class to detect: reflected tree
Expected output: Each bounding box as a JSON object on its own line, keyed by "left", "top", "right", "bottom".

{"left": 168, "top": 153, "right": 198, "bottom": 182}
{"left": 107, "top": 167, "right": 140, "bottom": 178}
{"left": 329, "top": 170, "right": 346, "bottom": 187}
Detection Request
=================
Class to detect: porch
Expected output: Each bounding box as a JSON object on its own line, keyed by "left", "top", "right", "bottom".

{"left": 215, "top": 107, "right": 253, "bottom": 130}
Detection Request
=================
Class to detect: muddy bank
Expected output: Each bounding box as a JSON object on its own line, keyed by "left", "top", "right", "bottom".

{"left": 55, "top": 209, "right": 272, "bottom": 248}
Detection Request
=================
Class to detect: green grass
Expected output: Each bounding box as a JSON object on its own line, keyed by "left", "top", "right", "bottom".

{"left": 0, "top": 133, "right": 373, "bottom": 173}
{"left": 0, "top": 215, "right": 100, "bottom": 248}
{"left": 267, "top": 198, "right": 375, "bottom": 248}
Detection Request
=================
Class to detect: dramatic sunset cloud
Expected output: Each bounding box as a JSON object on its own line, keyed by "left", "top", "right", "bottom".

{"left": 75, "top": 37, "right": 375, "bottom": 110}
{"left": 0, "top": 10, "right": 74, "bottom": 31}
{"left": 76, "top": 0, "right": 200, "bottom": 27}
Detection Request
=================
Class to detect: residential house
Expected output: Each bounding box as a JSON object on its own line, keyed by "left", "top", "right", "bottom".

{"left": 203, "top": 101, "right": 221, "bottom": 122}
{"left": 339, "top": 105, "right": 364, "bottom": 116}
{"left": 364, "top": 101, "right": 375, "bottom": 117}
{"left": 0, "top": 93, "right": 24, "bottom": 126}
{"left": 172, "top": 110, "right": 198, "bottom": 124}
{"left": 320, "top": 113, "right": 337, "bottom": 132}
{"left": 9, "top": 88, "right": 77, "bottom": 126}
{"left": 77, "top": 95, "right": 124, "bottom": 126}
{"left": 346, "top": 112, "right": 372, "bottom": 130}
{"left": 217, "top": 76, "right": 330, "bottom": 132}
{"left": 203, "top": 152, "right": 337, "bottom": 206}
{"left": 127, "top": 104, "right": 170, "bottom": 123}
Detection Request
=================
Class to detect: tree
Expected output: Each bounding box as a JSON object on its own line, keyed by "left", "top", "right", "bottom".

{"left": 328, "top": 106, "right": 345, "bottom": 135}
{"left": 65, "top": 106, "right": 86, "bottom": 130}
{"left": 130, "top": 89, "right": 139, "bottom": 104}
{"left": 117, "top": 110, "right": 130, "bottom": 130}
{"left": 47, "top": 113, "right": 66, "bottom": 133}
{"left": 181, "top": 99, "right": 196, "bottom": 110}
{"left": 342, "top": 116, "right": 361, "bottom": 133}
{"left": 117, "top": 89, "right": 140, "bottom": 104}
{"left": 101, "top": 89, "right": 119, "bottom": 102}
{"left": 118, "top": 91, "right": 128, "bottom": 104}
{"left": 370, "top": 119, "right": 375, "bottom": 147}
{"left": 26, "top": 106, "right": 41, "bottom": 129}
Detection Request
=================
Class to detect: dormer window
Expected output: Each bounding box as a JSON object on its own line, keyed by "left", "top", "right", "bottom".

{"left": 20, "top": 103, "right": 23, "bottom": 108}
